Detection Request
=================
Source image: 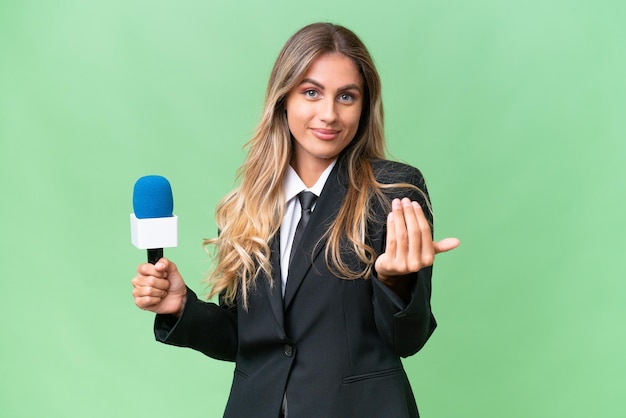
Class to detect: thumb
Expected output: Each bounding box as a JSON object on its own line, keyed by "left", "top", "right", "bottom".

{"left": 158, "top": 258, "right": 186, "bottom": 290}
{"left": 154, "top": 258, "right": 179, "bottom": 274}
{"left": 433, "top": 238, "right": 460, "bottom": 254}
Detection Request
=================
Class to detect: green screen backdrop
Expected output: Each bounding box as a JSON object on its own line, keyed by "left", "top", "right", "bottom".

{"left": 1, "top": 1, "right": 625, "bottom": 417}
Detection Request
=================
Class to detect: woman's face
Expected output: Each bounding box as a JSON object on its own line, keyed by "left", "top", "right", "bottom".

{"left": 285, "top": 53, "right": 364, "bottom": 177}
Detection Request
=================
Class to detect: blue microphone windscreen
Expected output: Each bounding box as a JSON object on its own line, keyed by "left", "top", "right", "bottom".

{"left": 133, "top": 175, "right": 174, "bottom": 219}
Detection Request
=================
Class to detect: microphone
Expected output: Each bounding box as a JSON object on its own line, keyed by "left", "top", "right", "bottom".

{"left": 130, "top": 175, "right": 178, "bottom": 264}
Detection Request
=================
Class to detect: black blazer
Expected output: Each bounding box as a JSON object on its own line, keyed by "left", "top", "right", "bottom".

{"left": 154, "top": 158, "right": 436, "bottom": 418}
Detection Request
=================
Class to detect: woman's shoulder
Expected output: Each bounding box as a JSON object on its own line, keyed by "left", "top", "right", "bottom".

{"left": 370, "top": 158, "right": 426, "bottom": 187}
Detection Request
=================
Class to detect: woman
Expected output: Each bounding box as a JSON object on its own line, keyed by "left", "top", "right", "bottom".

{"left": 132, "top": 22, "right": 459, "bottom": 417}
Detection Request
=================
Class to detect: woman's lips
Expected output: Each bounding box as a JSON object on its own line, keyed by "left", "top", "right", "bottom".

{"left": 310, "top": 128, "right": 340, "bottom": 141}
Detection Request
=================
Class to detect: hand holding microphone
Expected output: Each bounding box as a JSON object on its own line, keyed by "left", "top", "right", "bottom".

{"left": 130, "top": 176, "right": 187, "bottom": 316}
{"left": 132, "top": 258, "right": 187, "bottom": 316}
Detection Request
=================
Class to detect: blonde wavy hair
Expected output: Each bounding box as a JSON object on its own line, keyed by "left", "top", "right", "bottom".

{"left": 204, "top": 23, "right": 422, "bottom": 308}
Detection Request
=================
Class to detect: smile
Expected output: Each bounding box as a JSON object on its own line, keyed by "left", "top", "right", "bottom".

{"left": 310, "top": 128, "right": 340, "bottom": 141}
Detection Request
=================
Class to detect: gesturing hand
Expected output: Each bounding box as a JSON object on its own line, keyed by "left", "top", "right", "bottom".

{"left": 131, "top": 258, "right": 187, "bottom": 317}
{"left": 375, "top": 198, "right": 459, "bottom": 292}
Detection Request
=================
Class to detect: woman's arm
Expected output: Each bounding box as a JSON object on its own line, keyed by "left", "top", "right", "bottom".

{"left": 370, "top": 161, "right": 458, "bottom": 356}
{"left": 154, "top": 288, "right": 238, "bottom": 362}
{"left": 132, "top": 258, "right": 238, "bottom": 361}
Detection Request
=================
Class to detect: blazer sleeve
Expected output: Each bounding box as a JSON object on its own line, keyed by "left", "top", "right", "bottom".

{"left": 370, "top": 160, "right": 437, "bottom": 358}
{"left": 371, "top": 267, "right": 436, "bottom": 357}
{"left": 153, "top": 287, "right": 238, "bottom": 361}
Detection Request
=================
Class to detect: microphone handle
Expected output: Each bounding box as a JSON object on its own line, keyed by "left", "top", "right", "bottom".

{"left": 147, "top": 248, "right": 163, "bottom": 264}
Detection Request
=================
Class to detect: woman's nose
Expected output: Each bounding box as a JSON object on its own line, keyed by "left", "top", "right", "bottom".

{"left": 318, "top": 98, "right": 338, "bottom": 123}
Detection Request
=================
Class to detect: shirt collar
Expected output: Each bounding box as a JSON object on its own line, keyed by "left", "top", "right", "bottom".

{"left": 283, "top": 159, "right": 337, "bottom": 203}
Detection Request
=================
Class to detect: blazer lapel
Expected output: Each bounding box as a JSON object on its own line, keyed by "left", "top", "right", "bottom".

{"left": 283, "top": 161, "right": 348, "bottom": 310}
{"left": 264, "top": 235, "right": 285, "bottom": 330}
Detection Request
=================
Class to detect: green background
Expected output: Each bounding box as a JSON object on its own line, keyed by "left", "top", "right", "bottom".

{"left": 1, "top": 0, "right": 624, "bottom": 417}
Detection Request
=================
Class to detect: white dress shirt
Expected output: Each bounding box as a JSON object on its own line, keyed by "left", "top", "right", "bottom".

{"left": 279, "top": 160, "right": 336, "bottom": 295}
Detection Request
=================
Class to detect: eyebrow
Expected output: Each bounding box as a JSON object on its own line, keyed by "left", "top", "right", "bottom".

{"left": 299, "top": 78, "right": 362, "bottom": 93}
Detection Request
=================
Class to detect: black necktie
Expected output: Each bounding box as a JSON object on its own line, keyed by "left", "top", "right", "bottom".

{"left": 288, "top": 191, "right": 317, "bottom": 272}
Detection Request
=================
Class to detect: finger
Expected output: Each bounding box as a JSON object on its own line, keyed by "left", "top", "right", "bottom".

{"left": 433, "top": 237, "right": 461, "bottom": 254}
{"left": 402, "top": 199, "right": 422, "bottom": 268}
{"left": 136, "top": 263, "right": 164, "bottom": 279}
{"left": 134, "top": 295, "right": 163, "bottom": 310}
{"left": 132, "top": 274, "right": 171, "bottom": 291}
{"left": 136, "top": 259, "right": 170, "bottom": 278}
{"left": 384, "top": 211, "right": 396, "bottom": 259}
{"left": 412, "top": 202, "right": 434, "bottom": 264}
{"left": 392, "top": 198, "right": 408, "bottom": 261}
{"left": 132, "top": 284, "right": 168, "bottom": 299}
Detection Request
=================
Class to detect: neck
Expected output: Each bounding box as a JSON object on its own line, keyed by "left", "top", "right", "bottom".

{"left": 290, "top": 157, "right": 335, "bottom": 188}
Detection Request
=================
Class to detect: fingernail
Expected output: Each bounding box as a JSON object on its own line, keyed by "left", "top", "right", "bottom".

{"left": 402, "top": 198, "right": 411, "bottom": 207}
{"left": 155, "top": 262, "right": 164, "bottom": 269}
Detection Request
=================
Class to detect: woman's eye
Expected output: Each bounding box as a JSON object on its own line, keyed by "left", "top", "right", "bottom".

{"left": 304, "top": 89, "right": 319, "bottom": 98}
{"left": 339, "top": 93, "right": 354, "bottom": 102}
